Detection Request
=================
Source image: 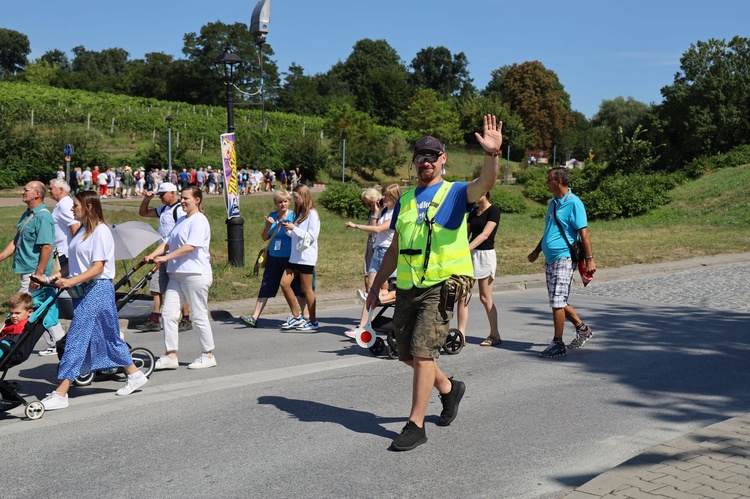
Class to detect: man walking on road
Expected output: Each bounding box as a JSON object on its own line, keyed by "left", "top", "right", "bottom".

{"left": 527, "top": 167, "right": 596, "bottom": 358}
{"left": 367, "top": 115, "right": 502, "bottom": 451}
{"left": 0, "top": 181, "right": 66, "bottom": 355}
{"left": 137, "top": 182, "right": 192, "bottom": 332}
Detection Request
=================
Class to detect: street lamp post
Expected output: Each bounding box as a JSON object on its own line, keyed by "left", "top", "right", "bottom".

{"left": 215, "top": 48, "right": 245, "bottom": 267}
{"left": 341, "top": 131, "right": 347, "bottom": 182}
{"left": 165, "top": 116, "right": 173, "bottom": 180}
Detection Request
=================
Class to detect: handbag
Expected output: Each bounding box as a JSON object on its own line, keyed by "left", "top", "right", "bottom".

{"left": 51, "top": 249, "right": 61, "bottom": 275}
{"left": 295, "top": 215, "right": 315, "bottom": 252}
{"left": 551, "top": 202, "right": 585, "bottom": 264}
{"left": 67, "top": 279, "right": 97, "bottom": 299}
{"left": 253, "top": 220, "right": 282, "bottom": 276}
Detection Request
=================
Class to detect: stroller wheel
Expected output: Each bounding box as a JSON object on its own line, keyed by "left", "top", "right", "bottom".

{"left": 25, "top": 401, "right": 45, "bottom": 420}
{"left": 369, "top": 337, "right": 385, "bottom": 356}
{"left": 129, "top": 347, "right": 155, "bottom": 378}
{"left": 74, "top": 372, "right": 95, "bottom": 386}
{"left": 443, "top": 328, "right": 464, "bottom": 355}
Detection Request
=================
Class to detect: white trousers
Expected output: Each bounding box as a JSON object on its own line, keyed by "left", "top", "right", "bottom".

{"left": 162, "top": 272, "right": 214, "bottom": 353}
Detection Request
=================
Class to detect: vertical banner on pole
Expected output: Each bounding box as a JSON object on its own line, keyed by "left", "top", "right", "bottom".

{"left": 221, "top": 133, "right": 240, "bottom": 219}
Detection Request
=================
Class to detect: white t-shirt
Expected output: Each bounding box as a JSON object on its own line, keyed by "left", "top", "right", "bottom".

{"left": 163, "top": 213, "right": 212, "bottom": 275}
{"left": 82, "top": 170, "right": 92, "bottom": 182}
{"left": 68, "top": 223, "right": 115, "bottom": 280}
{"left": 287, "top": 209, "right": 320, "bottom": 266}
{"left": 155, "top": 202, "right": 186, "bottom": 238}
{"left": 52, "top": 195, "right": 77, "bottom": 257}
{"left": 372, "top": 207, "right": 394, "bottom": 248}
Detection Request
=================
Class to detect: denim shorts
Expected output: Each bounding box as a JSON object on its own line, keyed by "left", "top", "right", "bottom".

{"left": 367, "top": 245, "right": 389, "bottom": 274}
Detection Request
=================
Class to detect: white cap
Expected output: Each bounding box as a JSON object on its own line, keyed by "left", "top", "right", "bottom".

{"left": 156, "top": 182, "right": 177, "bottom": 194}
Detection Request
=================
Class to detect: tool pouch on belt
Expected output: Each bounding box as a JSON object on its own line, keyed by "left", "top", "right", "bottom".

{"left": 439, "top": 275, "right": 475, "bottom": 321}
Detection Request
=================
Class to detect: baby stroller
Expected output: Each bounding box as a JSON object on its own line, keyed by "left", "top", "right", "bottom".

{"left": 0, "top": 287, "right": 63, "bottom": 420}
{"left": 57, "top": 260, "right": 158, "bottom": 324}
{"left": 358, "top": 301, "right": 465, "bottom": 359}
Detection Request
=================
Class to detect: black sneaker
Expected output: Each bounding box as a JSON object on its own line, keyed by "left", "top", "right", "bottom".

{"left": 568, "top": 324, "right": 593, "bottom": 349}
{"left": 390, "top": 421, "right": 427, "bottom": 451}
{"left": 539, "top": 340, "right": 566, "bottom": 358}
{"left": 135, "top": 319, "right": 161, "bottom": 332}
{"left": 438, "top": 377, "right": 466, "bottom": 426}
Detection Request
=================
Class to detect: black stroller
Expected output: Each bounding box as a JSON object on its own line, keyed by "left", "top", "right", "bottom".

{"left": 0, "top": 287, "right": 62, "bottom": 420}
{"left": 361, "top": 302, "right": 465, "bottom": 358}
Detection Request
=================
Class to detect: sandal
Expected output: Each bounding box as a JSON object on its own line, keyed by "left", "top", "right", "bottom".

{"left": 480, "top": 336, "right": 502, "bottom": 347}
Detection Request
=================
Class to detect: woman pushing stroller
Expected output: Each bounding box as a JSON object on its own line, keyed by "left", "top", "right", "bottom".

{"left": 33, "top": 191, "right": 148, "bottom": 410}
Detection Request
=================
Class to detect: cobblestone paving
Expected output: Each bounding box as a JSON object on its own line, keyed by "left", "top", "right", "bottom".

{"left": 573, "top": 263, "right": 750, "bottom": 313}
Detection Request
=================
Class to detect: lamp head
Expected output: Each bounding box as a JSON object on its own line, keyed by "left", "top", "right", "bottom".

{"left": 250, "top": 0, "right": 271, "bottom": 44}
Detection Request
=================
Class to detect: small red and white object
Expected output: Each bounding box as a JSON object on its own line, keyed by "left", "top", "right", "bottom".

{"left": 355, "top": 308, "right": 377, "bottom": 348}
{"left": 578, "top": 261, "right": 595, "bottom": 287}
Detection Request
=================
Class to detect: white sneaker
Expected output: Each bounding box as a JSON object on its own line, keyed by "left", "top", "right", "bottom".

{"left": 188, "top": 353, "right": 217, "bottom": 369}
{"left": 356, "top": 289, "right": 367, "bottom": 304}
{"left": 116, "top": 372, "right": 148, "bottom": 396}
{"left": 41, "top": 391, "right": 69, "bottom": 410}
{"left": 344, "top": 329, "right": 358, "bottom": 339}
{"left": 39, "top": 347, "right": 57, "bottom": 356}
{"left": 154, "top": 355, "right": 179, "bottom": 370}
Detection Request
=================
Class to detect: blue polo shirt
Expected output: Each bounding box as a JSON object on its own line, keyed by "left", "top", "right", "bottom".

{"left": 13, "top": 204, "right": 56, "bottom": 275}
{"left": 541, "top": 190, "right": 588, "bottom": 264}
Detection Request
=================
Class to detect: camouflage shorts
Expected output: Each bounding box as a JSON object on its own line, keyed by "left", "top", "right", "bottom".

{"left": 392, "top": 284, "right": 450, "bottom": 361}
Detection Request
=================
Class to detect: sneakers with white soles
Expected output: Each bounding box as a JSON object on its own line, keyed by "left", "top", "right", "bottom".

{"left": 296, "top": 321, "right": 319, "bottom": 331}
{"left": 38, "top": 347, "right": 57, "bottom": 356}
{"left": 188, "top": 353, "right": 217, "bottom": 369}
{"left": 280, "top": 314, "right": 304, "bottom": 330}
{"left": 116, "top": 372, "right": 148, "bottom": 396}
{"left": 154, "top": 355, "right": 179, "bottom": 370}
{"left": 41, "top": 391, "right": 69, "bottom": 410}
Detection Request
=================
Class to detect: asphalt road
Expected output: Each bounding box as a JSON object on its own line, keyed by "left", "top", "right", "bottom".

{"left": 2, "top": 258, "right": 750, "bottom": 498}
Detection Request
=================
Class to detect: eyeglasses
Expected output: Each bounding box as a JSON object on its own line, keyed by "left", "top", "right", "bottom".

{"left": 413, "top": 153, "right": 442, "bottom": 164}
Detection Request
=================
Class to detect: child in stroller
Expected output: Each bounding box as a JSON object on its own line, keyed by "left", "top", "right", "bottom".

{"left": 1, "top": 287, "right": 61, "bottom": 420}
{"left": 0, "top": 293, "right": 35, "bottom": 361}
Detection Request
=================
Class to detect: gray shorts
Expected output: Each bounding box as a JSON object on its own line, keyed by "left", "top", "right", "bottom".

{"left": 546, "top": 258, "right": 574, "bottom": 308}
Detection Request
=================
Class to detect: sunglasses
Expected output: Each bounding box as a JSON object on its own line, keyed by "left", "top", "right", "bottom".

{"left": 413, "top": 153, "right": 442, "bottom": 164}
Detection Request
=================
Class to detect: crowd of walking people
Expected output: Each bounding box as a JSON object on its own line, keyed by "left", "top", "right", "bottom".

{"left": 6, "top": 113, "right": 597, "bottom": 454}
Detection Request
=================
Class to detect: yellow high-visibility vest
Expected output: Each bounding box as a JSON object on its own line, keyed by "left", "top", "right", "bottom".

{"left": 395, "top": 182, "right": 473, "bottom": 289}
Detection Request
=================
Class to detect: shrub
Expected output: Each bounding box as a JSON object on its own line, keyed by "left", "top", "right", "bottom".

{"left": 319, "top": 182, "right": 370, "bottom": 219}
{"left": 580, "top": 172, "right": 679, "bottom": 219}
{"left": 489, "top": 188, "right": 527, "bottom": 214}
{"left": 685, "top": 144, "right": 750, "bottom": 178}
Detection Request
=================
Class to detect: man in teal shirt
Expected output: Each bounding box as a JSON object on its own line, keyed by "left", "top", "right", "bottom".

{"left": 528, "top": 168, "right": 596, "bottom": 358}
{"left": 0, "top": 180, "right": 62, "bottom": 355}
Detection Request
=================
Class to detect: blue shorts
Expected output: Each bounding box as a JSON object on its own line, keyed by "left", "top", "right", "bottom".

{"left": 259, "top": 255, "right": 311, "bottom": 298}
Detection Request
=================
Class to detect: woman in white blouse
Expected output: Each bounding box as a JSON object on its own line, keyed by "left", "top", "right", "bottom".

{"left": 146, "top": 186, "right": 216, "bottom": 370}
{"left": 278, "top": 184, "right": 321, "bottom": 331}
{"left": 35, "top": 191, "right": 148, "bottom": 411}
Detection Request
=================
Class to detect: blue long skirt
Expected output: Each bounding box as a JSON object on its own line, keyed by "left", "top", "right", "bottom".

{"left": 57, "top": 279, "right": 133, "bottom": 381}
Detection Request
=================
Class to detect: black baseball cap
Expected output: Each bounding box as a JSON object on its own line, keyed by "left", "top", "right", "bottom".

{"left": 413, "top": 136, "right": 444, "bottom": 154}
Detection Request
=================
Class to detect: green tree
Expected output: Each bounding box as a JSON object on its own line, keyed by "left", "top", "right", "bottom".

{"left": 179, "top": 21, "right": 280, "bottom": 107}
{"left": 399, "top": 89, "right": 462, "bottom": 145}
{"left": 481, "top": 65, "right": 510, "bottom": 100}
{"left": 338, "top": 39, "right": 409, "bottom": 124}
{"left": 503, "top": 61, "right": 575, "bottom": 150}
{"left": 409, "top": 46, "right": 475, "bottom": 97}
{"left": 559, "top": 111, "right": 609, "bottom": 163}
{"left": 0, "top": 28, "right": 30, "bottom": 77}
{"left": 453, "top": 94, "right": 531, "bottom": 155}
{"left": 39, "top": 49, "right": 71, "bottom": 71}
{"left": 655, "top": 36, "right": 750, "bottom": 169}
{"left": 607, "top": 125, "right": 658, "bottom": 175}
{"left": 592, "top": 96, "right": 651, "bottom": 137}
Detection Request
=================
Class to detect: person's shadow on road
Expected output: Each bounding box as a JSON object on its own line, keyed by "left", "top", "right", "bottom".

{"left": 258, "top": 395, "right": 403, "bottom": 440}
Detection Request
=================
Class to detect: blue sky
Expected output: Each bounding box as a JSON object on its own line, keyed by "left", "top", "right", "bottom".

{"left": 4, "top": 0, "right": 748, "bottom": 118}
